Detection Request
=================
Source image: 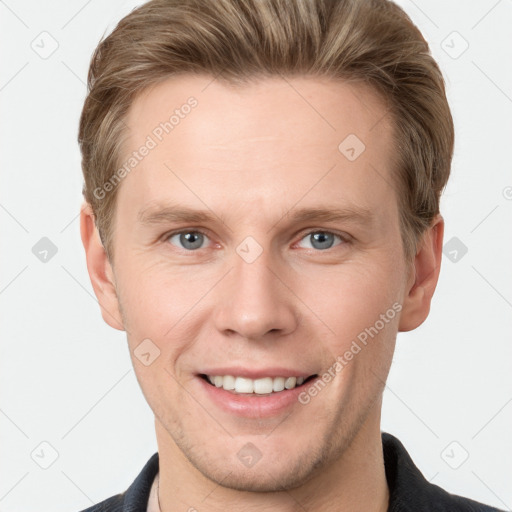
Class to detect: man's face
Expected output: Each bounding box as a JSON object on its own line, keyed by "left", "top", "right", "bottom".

{"left": 107, "top": 75, "right": 412, "bottom": 490}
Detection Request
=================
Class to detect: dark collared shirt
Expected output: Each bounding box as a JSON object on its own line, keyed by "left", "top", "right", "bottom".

{"left": 78, "top": 432, "right": 504, "bottom": 511}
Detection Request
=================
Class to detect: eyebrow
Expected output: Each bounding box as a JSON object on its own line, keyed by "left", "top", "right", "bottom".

{"left": 137, "top": 203, "right": 375, "bottom": 230}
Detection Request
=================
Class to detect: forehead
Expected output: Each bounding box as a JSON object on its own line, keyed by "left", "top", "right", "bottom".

{"left": 119, "top": 74, "right": 397, "bottom": 224}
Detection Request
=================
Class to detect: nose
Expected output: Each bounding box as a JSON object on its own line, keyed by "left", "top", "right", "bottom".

{"left": 212, "top": 245, "right": 300, "bottom": 342}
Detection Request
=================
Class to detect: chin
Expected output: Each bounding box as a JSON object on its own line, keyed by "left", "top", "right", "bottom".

{"left": 177, "top": 433, "right": 331, "bottom": 493}
{"left": 197, "top": 458, "right": 320, "bottom": 493}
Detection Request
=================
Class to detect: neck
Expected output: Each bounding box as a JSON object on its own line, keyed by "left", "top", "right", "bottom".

{"left": 155, "top": 409, "right": 389, "bottom": 512}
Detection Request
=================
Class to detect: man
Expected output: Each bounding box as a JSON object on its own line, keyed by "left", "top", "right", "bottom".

{"left": 77, "top": 0, "right": 503, "bottom": 510}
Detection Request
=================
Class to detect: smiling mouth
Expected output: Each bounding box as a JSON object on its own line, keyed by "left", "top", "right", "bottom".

{"left": 199, "top": 374, "right": 318, "bottom": 395}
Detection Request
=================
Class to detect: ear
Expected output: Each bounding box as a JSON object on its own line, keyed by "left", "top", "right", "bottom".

{"left": 80, "top": 201, "right": 124, "bottom": 331}
{"left": 398, "top": 214, "right": 444, "bottom": 332}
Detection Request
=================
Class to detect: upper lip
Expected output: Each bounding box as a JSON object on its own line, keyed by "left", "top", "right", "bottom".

{"left": 198, "top": 367, "right": 317, "bottom": 379}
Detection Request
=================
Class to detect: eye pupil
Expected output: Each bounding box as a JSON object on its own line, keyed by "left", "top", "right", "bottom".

{"left": 310, "top": 231, "right": 335, "bottom": 250}
{"left": 169, "top": 230, "right": 343, "bottom": 253}
{"left": 180, "top": 232, "right": 204, "bottom": 250}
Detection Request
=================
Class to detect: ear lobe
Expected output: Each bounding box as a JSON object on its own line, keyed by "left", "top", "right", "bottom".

{"left": 398, "top": 214, "right": 444, "bottom": 332}
{"left": 80, "top": 201, "right": 125, "bottom": 331}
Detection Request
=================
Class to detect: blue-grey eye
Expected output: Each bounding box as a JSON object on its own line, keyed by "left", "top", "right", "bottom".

{"left": 169, "top": 231, "right": 206, "bottom": 250}
{"left": 298, "top": 231, "right": 342, "bottom": 251}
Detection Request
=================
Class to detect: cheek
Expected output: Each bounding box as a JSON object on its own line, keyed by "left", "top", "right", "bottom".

{"left": 311, "top": 258, "right": 401, "bottom": 399}
{"left": 117, "top": 256, "right": 203, "bottom": 333}
{"left": 115, "top": 257, "right": 223, "bottom": 382}
{"left": 314, "top": 259, "right": 402, "bottom": 336}
{"left": 115, "top": 240, "right": 403, "bottom": 365}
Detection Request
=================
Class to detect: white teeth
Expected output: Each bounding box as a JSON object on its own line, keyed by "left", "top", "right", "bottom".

{"left": 253, "top": 377, "right": 273, "bottom": 394}
{"left": 273, "top": 377, "right": 285, "bottom": 392}
{"left": 235, "top": 376, "right": 254, "bottom": 393}
{"left": 205, "top": 374, "right": 309, "bottom": 394}
{"left": 222, "top": 375, "right": 235, "bottom": 390}
{"left": 284, "top": 377, "right": 296, "bottom": 389}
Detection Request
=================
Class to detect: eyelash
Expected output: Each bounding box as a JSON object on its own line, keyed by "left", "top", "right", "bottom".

{"left": 162, "top": 228, "right": 350, "bottom": 253}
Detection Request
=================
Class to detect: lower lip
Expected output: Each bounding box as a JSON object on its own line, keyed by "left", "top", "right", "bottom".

{"left": 197, "top": 376, "right": 317, "bottom": 419}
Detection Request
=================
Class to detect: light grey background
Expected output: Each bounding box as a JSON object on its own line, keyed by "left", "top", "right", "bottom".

{"left": 1, "top": 0, "right": 511, "bottom": 510}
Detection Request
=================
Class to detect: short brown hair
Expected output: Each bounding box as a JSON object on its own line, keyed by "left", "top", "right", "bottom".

{"left": 78, "top": 0, "right": 454, "bottom": 263}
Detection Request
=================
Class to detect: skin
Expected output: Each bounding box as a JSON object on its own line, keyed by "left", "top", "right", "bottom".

{"left": 81, "top": 74, "right": 443, "bottom": 511}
